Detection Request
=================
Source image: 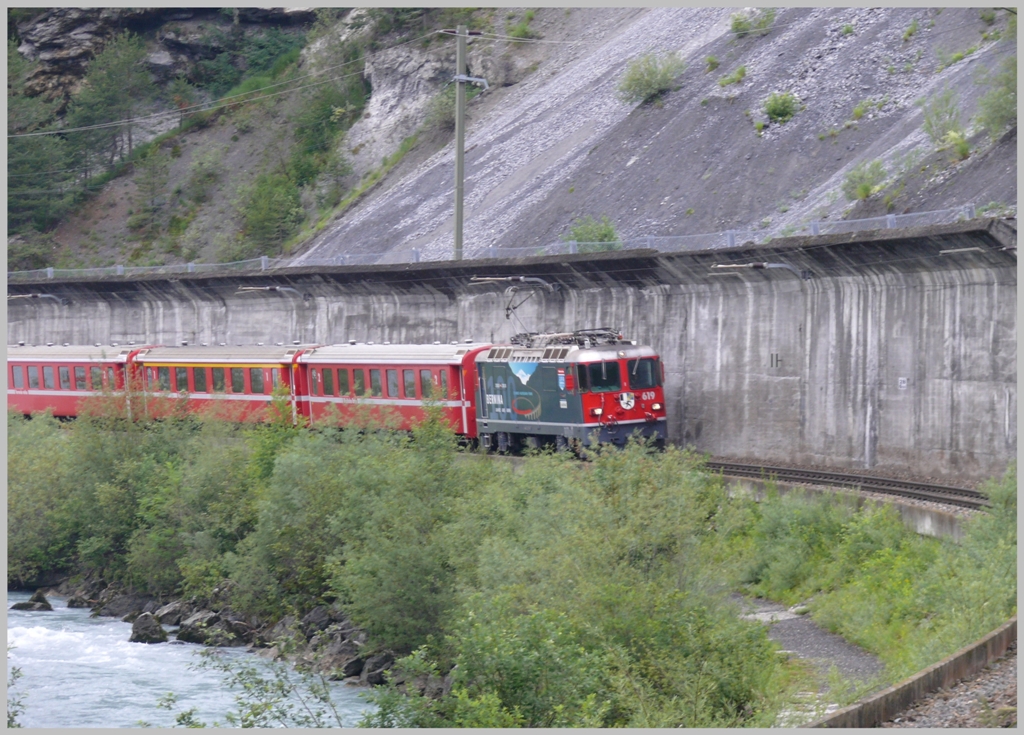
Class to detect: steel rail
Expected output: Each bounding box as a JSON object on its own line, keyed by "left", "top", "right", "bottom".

{"left": 705, "top": 461, "right": 989, "bottom": 510}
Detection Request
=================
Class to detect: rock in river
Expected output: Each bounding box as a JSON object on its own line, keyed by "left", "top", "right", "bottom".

{"left": 11, "top": 589, "right": 53, "bottom": 611}
{"left": 129, "top": 613, "right": 168, "bottom": 644}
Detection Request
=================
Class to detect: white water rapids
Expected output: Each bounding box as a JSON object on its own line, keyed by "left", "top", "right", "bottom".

{"left": 6, "top": 591, "right": 375, "bottom": 728}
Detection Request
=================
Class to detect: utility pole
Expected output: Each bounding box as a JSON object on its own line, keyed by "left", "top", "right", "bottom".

{"left": 443, "top": 25, "right": 486, "bottom": 261}
{"left": 454, "top": 24, "right": 467, "bottom": 261}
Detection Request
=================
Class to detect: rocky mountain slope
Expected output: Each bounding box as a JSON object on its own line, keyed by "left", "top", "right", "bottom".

{"left": 8, "top": 7, "right": 1016, "bottom": 271}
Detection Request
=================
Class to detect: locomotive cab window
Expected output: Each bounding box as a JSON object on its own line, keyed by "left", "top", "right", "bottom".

{"left": 587, "top": 361, "right": 621, "bottom": 392}
{"left": 212, "top": 368, "right": 225, "bottom": 392}
{"left": 28, "top": 366, "right": 39, "bottom": 389}
{"left": 310, "top": 368, "right": 320, "bottom": 396}
{"left": 626, "top": 358, "right": 661, "bottom": 389}
{"left": 322, "top": 368, "right": 334, "bottom": 397}
{"left": 59, "top": 366, "right": 71, "bottom": 390}
{"left": 74, "top": 366, "right": 86, "bottom": 390}
{"left": 157, "top": 367, "right": 171, "bottom": 392}
{"left": 439, "top": 370, "right": 448, "bottom": 398}
{"left": 370, "top": 369, "right": 382, "bottom": 397}
{"left": 12, "top": 366, "right": 24, "bottom": 390}
{"left": 108, "top": 366, "right": 118, "bottom": 389}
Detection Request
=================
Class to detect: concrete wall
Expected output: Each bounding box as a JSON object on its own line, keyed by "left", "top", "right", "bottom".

{"left": 9, "top": 220, "right": 1016, "bottom": 482}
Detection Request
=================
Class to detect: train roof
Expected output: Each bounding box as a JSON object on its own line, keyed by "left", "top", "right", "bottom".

{"left": 299, "top": 342, "right": 491, "bottom": 365}
{"left": 7, "top": 344, "right": 140, "bottom": 362}
{"left": 135, "top": 345, "right": 315, "bottom": 363}
{"left": 477, "top": 343, "right": 657, "bottom": 363}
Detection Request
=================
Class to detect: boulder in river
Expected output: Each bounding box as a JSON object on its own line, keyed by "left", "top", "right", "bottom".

{"left": 129, "top": 613, "right": 168, "bottom": 644}
{"left": 154, "top": 600, "right": 185, "bottom": 626}
{"left": 11, "top": 589, "right": 54, "bottom": 611}
{"left": 176, "top": 610, "right": 220, "bottom": 644}
{"left": 66, "top": 595, "right": 91, "bottom": 608}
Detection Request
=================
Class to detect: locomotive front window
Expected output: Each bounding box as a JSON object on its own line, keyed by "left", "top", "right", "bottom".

{"left": 403, "top": 369, "right": 416, "bottom": 398}
{"left": 176, "top": 367, "right": 189, "bottom": 392}
{"left": 440, "top": 370, "right": 448, "bottom": 398}
{"left": 43, "top": 366, "right": 55, "bottom": 390}
{"left": 231, "top": 368, "right": 245, "bottom": 393}
{"left": 28, "top": 366, "right": 39, "bottom": 389}
{"left": 12, "top": 366, "right": 24, "bottom": 390}
{"left": 386, "top": 369, "right": 399, "bottom": 397}
{"left": 370, "top": 369, "right": 382, "bottom": 397}
{"left": 337, "top": 368, "right": 348, "bottom": 395}
{"left": 212, "top": 368, "right": 225, "bottom": 392}
{"left": 420, "top": 369, "right": 433, "bottom": 398}
{"left": 272, "top": 369, "right": 281, "bottom": 390}
{"left": 74, "top": 366, "right": 86, "bottom": 390}
{"left": 322, "top": 368, "right": 334, "bottom": 396}
{"left": 108, "top": 367, "right": 117, "bottom": 389}
{"left": 90, "top": 367, "right": 101, "bottom": 390}
{"left": 587, "top": 361, "right": 621, "bottom": 392}
{"left": 250, "top": 368, "right": 265, "bottom": 394}
{"left": 353, "top": 369, "right": 366, "bottom": 396}
{"left": 59, "top": 366, "right": 71, "bottom": 390}
{"left": 626, "top": 358, "right": 661, "bottom": 389}
{"left": 193, "top": 368, "right": 208, "bottom": 392}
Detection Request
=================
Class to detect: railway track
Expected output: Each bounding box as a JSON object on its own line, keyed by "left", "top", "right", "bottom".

{"left": 705, "top": 461, "right": 990, "bottom": 510}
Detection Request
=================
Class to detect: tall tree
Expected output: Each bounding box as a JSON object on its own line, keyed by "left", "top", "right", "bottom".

{"left": 7, "top": 40, "right": 72, "bottom": 232}
{"left": 65, "top": 32, "right": 156, "bottom": 168}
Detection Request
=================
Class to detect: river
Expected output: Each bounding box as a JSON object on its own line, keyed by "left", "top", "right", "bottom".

{"left": 6, "top": 591, "right": 376, "bottom": 728}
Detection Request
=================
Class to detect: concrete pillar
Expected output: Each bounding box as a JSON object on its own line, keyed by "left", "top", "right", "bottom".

{"left": 811, "top": 221, "right": 820, "bottom": 236}
{"left": 46, "top": 267, "right": 54, "bottom": 279}
{"left": 260, "top": 256, "right": 269, "bottom": 271}
{"left": 886, "top": 214, "right": 896, "bottom": 228}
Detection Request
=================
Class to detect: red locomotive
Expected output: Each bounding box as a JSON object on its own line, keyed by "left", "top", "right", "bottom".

{"left": 7, "top": 330, "right": 667, "bottom": 449}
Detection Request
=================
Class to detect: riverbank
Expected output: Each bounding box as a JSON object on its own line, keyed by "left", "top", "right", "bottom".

{"left": 6, "top": 590, "right": 375, "bottom": 727}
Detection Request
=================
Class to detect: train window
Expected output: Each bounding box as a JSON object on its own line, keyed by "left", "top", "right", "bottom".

{"left": 12, "top": 366, "right": 24, "bottom": 390}
{"left": 156, "top": 366, "right": 171, "bottom": 392}
{"left": 353, "top": 369, "right": 365, "bottom": 396}
{"left": 403, "top": 369, "right": 416, "bottom": 398}
{"left": 212, "top": 368, "right": 225, "bottom": 392}
{"left": 370, "top": 369, "right": 382, "bottom": 397}
{"left": 420, "top": 369, "right": 433, "bottom": 398}
{"left": 272, "top": 369, "right": 280, "bottom": 390}
{"left": 43, "top": 366, "right": 55, "bottom": 390}
{"left": 322, "top": 368, "right": 334, "bottom": 397}
{"left": 28, "top": 366, "right": 39, "bottom": 389}
{"left": 90, "top": 367, "right": 102, "bottom": 390}
{"left": 176, "top": 367, "right": 189, "bottom": 392}
{"left": 250, "top": 368, "right": 264, "bottom": 394}
{"left": 59, "top": 366, "right": 71, "bottom": 390}
{"left": 193, "top": 368, "right": 208, "bottom": 393}
{"left": 231, "top": 368, "right": 245, "bottom": 393}
{"left": 107, "top": 367, "right": 117, "bottom": 389}
{"left": 74, "top": 366, "right": 86, "bottom": 390}
{"left": 310, "top": 368, "right": 320, "bottom": 396}
{"left": 587, "top": 361, "right": 620, "bottom": 392}
{"left": 386, "top": 369, "right": 399, "bottom": 397}
{"left": 337, "top": 368, "right": 349, "bottom": 396}
{"left": 626, "top": 358, "right": 660, "bottom": 389}
{"left": 440, "top": 370, "right": 448, "bottom": 398}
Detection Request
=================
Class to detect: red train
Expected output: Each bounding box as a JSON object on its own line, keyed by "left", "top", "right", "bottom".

{"left": 7, "top": 330, "right": 667, "bottom": 450}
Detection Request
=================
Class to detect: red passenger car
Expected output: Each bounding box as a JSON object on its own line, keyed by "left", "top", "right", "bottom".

{"left": 7, "top": 344, "right": 142, "bottom": 417}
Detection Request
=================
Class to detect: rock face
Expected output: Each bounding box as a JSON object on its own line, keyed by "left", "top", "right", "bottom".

{"left": 10, "top": 589, "right": 54, "bottom": 612}
{"left": 154, "top": 600, "right": 186, "bottom": 626}
{"left": 129, "top": 612, "right": 168, "bottom": 644}
{"left": 176, "top": 610, "right": 220, "bottom": 644}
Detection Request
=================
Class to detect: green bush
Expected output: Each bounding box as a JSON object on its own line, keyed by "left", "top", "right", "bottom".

{"left": 919, "top": 88, "right": 962, "bottom": 146}
{"left": 976, "top": 55, "right": 1017, "bottom": 138}
{"left": 617, "top": 52, "right": 687, "bottom": 104}
{"left": 763, "top": 91, "right": 799, "bottom": 123}
{"left": 562, "top": 215, "right": 622, "bottom": 252}
{"left": 718, "top": 65, "right": 746, "bottom": 87}
{"left": 705, "top": 55, "right": 719, "bottom": 72}
{"left": 731, "top": 8, "right": 776, "bottom": 38}
{"left": 841, "top": 159, "right": 887, "bottom": 200}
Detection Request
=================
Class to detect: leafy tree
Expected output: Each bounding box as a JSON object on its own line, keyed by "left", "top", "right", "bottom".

{"left": 130, "top": 149, "right": 170, "bottom": 240}
{"left": 236, "top": 172, "right": 304, "bottom": 253}
{"left": 977, "top": 55, "right": 1017, "bottom": 138}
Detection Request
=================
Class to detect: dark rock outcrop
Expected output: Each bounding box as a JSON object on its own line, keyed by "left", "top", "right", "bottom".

{"left": 66, "top": 595, "right": 90, "bottom": 608}
{"left": 154, "top": 600, "right": 186, "bottom": 626}
{"left": 176, "top": 610, "right": 220, "bottom": 644}
{"left": 360, "top": 652, "right": 395, "bottom": 686}
{"left": 129, "top": 612, "right": 168, "bottom": 644}
{"left": 10, "top": 589, "right": 54, "bottom": 611}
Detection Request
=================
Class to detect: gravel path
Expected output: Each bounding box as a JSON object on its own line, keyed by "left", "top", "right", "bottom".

{"left": 882, "top": 643, "right": 1017, "bottom": 728}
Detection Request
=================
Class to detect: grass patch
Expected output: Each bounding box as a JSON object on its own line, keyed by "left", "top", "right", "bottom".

{"left": 842, "top": 158, "right": 887, "bottom": 200}
{"left": 617, "top": 52, "right": 686, "bottom": 104}
{"left": 731, "top": 8, "right": 776, "bottom": 38}
{"left": 902, "top": 18, "right": 919, "bottom": 42}
{"left": 718, "top": 65, "right": 746, "bottom": 87}
{"left": 763, "top": 91, "right": 799, "bottom": 124}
